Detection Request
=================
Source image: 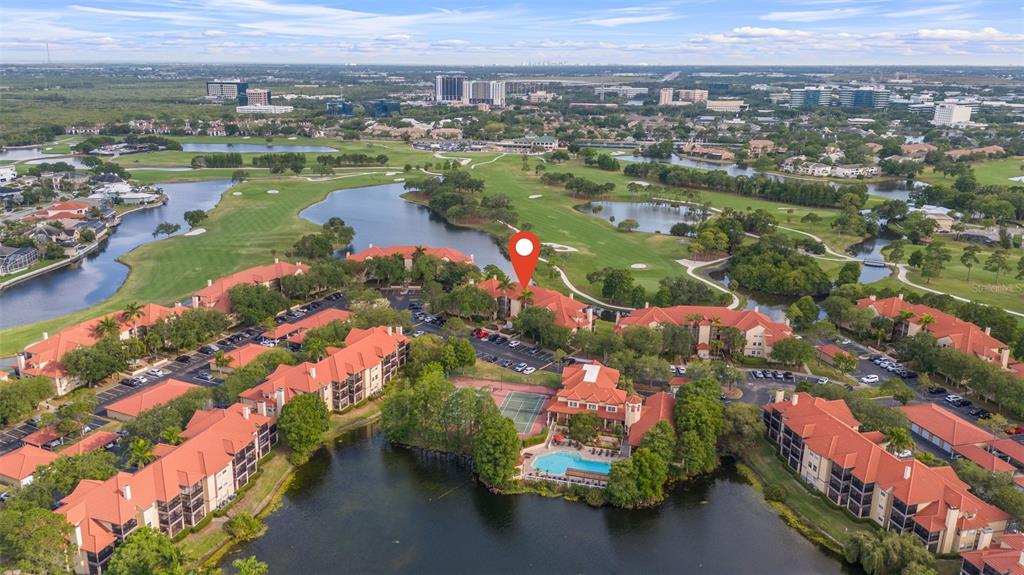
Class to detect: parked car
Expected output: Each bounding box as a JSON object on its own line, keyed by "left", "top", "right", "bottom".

{"left": 198, "top": 344, "right": 219, "bottom": 355}
{"left": 816, "top": 377, "right": 830, "bottom": 385}
{"left": 944, "top": 394, "right": 963, "bottom": 404}
{"left": 860, "top": 374, "right": 879, "bottom": 384}
{"left": 411, "top": 331, "right": 425, "bottom": 338}
{"left": 175, "top": 355, "right": 191, "bottom": 364}
{"left": 1005, "top": 426, "right": 1024, "bottom": 435}
{"left": 975, "top": 410, "right": 992, "bottom": 420}
{"left": 522, "top": 367, "right": 536, "bottom": 375}
{"left": 197, "top": 371, "right": 214, "bottom": 382}
{"left": 513, "top": 362, "right": 528, "bottom": 372}
{"left": 146, "top": 369, "right": 165, "bottom": 377}
{"left": 954, "top": 399, "right": 973, "bottom": 408}
{"left": 751, "top": 370, "right": 762, "bottom": 379}
{"left": 508, "top": 340, "right": 521, "bottom": 348}
{"left": 926, "top": 386, "right": 947, "bottom": 395}
{"left": 672, "top": 365, "right": 687, "bottom": 376}
{"left": 783, "top": 372, "right": 795, "bottom": 381}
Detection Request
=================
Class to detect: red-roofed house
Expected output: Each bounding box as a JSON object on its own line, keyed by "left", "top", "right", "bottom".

{"left": 858, "top": 295, "right": 1013, "bottom": 372}
{"left": 268, "top": 307, "right": 352, "bottom": 343}
{"left": 0, "top": 444, "right": 60, "bottom": 486}
{"left": 58, "top": 431, "right": 119, "bottom": 457}
{"left": 22, "top": 426, "right": 64, "bottom": 449}
{"left": 56, "top": 404, "right": 275, "bottom": 575}
{"left": 764, "top": 392, "right": 1008, "bottom": 554}
{"left": 192, "top": 259, "right": 310, "bottom": 313}
{"left": 900, "top": 402, "right": 996, "bottom": 456}
{"left": 105, "top": 379, "right": 200, "bottom": 421}
{"left": 961, "top": 533, "right": 1024, "bottom": 575}
{"left": 31, "top": 201, "right": 91, "bottom": 221}
{"left": 816, "top": 343, "right": 853, "bottom": 367}
{"left": 347, "top": 245, "right": 474, "bottom": 270}
{"left": 240, "top": 326, "right": 408, "bottom": 416}
{"left": 616, "top": 305, "right": 793, "bottom": 359}
{"left": 476, "top": 278, "right": 594, "bottom": 332}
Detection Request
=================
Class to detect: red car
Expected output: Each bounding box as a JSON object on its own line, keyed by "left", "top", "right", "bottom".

{"left": 1006, "top": 426, "right": 1024, "bottom": 435}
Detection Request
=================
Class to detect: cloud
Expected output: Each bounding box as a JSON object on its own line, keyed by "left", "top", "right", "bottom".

{"left": 204, "top": 29, "right": 227, "bottom": 36}
{"left": 433, "top": 39, "right": 469, "bottom": 46}
{"left": 69, "top": 4, "right": 211, "bottom": 25}
{"left": 760, "top": 8, "right": 868, "bottom": 22}
{"left": 916, "top": 27, "right": 1023, "bottom": 41}
{"left": 885, "top": 4, "right": 967, "bottom": 18}
{"left": 581, "top": 12, "right": 677, "bottom": 27}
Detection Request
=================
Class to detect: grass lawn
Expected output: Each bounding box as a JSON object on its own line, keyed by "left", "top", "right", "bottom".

{"left": 0, "top": 173, "right": 398, "bottom": 355}
{"left": 464, "top": 360, "right": 563, "bottom": 388}
{"left": 919, "top": 157, "right": 1024, "bottom": 188}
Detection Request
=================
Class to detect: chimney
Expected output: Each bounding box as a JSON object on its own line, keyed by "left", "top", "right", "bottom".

{"left": 984, "top": 326, "right": 991, "bottom": 335}
{"left": 395, "top": 326, "right": 403, "bottom": 335}
{"left": 903, "top": 465, "right": 912, "bottom": 480}
{"left": 42, "top": 332, "right": 49, "bottom": 340}
{"left": 308, "top": 366, "right": 317, "bottom": 380}
{"left": 122, "top": 485, "right": 132, "bottom": 500}
{"left": 274, "top": 257, "right": 279, "bottom": 263}
{"left": 790, "top": 394, "right": 799, "bottom": 406}
{"left": 869, "top": 294, "right": 877, "bottom": 301}
{"left": 274, "top": 388, "right": 286, "bottom": 415}
{"left": 257, "top": 401, "right": 268, "bottom": 417}
{"left": 754, "top": 306, "right": 760, "bottom": 313}
{"left": 368, "top": 243, "right": 374, "bottom": 248}
{"left": 774, "top": 390, "right": 785, "bottom": 403}
{"left": 207, "top": 279, "right": 213, "bottom": 287}
{"left": 16, "top": 354, "right": 26, "bottom": 371}
{"left": 898, "top": 293, "right": 904, "bottom": 300}
{"left": 644, "top": 301, "right": 649, "bottom": 309}
{"left": 569, "top": 293, "right": 574, "bottom": 300}
{"left": 386, "top": 326, "right": 393, "bottom": 335}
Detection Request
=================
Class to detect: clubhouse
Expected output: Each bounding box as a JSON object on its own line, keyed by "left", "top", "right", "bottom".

{"left": 764, "top": 392, "right": 1009, "bottom": 554}
{"left": 857, "top": 295, "right": 1019, "bottom": 375}
{"left": 616, "top": 305, "right": 793, "bottom": 359}
{"left": 545, "top": 361, "right": 675, "bottom": 448}
{"left": 477, "top": 277, "right": 594, "bottom": 332}
{"left": 347, "top": 245, "right": 474, "bottom": 270}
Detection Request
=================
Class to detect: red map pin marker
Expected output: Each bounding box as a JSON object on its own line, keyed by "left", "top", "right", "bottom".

{"left": 509, "top": 231, "right": 540, "bottom": 287}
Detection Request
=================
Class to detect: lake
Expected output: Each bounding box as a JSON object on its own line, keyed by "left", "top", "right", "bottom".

{"left": 181, "top": 143, "right": 337, "bottom": 153}
{"left": 221, "top": 424, "right": 848, "bottom": 575}
{"left": 0, "top": 180, "right": 232, "bottom": 328}
{"left": 578, "top": 201, "right": 699, "bottom": 234}
{"left": 0, "top": 146, "right": 87, "bottom": 169}
{"left": 300, "top": 183, "right": 512, "bottom": 273}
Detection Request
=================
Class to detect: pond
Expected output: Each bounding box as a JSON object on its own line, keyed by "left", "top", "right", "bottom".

{"left": 707, "top": 269, "right": 797, "bottom": 323}
{"left": 0, "top": 180, "right": 232, "bottom": 328}
{"left": 0, "top": 146, "right": 87, "bottom": 169}
{"left": 619, "top": 155, "right": 923, "bottom": 201}
{"left": 300, "top": 183, "right": 512, "bottom": 273}
{"left": 577, "top": 200, "right": 700, "bottom": 234}
{"left": 181, "top": 143, "right": 337, "bottom": 153}
{"left": 847, "top": 231, "right": 900, "bottom": 284}
{"left": 221, "top": 424, "right": 848, "bottom": 575}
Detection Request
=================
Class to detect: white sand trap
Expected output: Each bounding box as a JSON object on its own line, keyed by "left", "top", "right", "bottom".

{"left": 242, "top": 136, "right": 251, "bottom": 139}
{"left": 184, "top": 228, "right": 206, "bottom": 236}
{"left": 232, "top": 191, "right": 242, "bottom": 196}
{"left": 393, "top": 178, "right": 405, "bottom": 182}
{"left": 267, "top": 189, "right": 279, "bottom": 194}
{"left": 44, "top": 147, "right": 53, "bottom": 151}
{"left": 629, "top": 180, "right": 650, "bottom": 187}
{"left": 385, "top": 171, "right": 398, "bottom": 176}
{"left": 631, "top": 263, "right": 649, "bottom": 269}
{"left": 1010, "top": 176, "right": 1024, "bottom": 183}
{"left": 543, "top": 242, "right": 578, "bottom": 253}
{"left": 287, "top": 136, "right": 297, "bottom": 140}
{"left": 528, "top": 194, "right": 543, "bottom": 199}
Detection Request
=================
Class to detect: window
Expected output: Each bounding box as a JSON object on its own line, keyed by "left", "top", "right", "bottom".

{"left": 567, "top": 401, "right": 578, "bottom": 408}
{"left": 606, "top": 406, "right": 617, "bottom": 413}
{"left": 587, "top": 403, "right": 598, "bottom": 411}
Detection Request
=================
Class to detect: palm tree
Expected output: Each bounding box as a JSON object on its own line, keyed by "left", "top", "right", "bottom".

{"left": 685, "top": 313, "right": 704, "bottom": 326}
{"left": 497, "top": 275, "right": 514, "bottom": 293}
{"left": 121, "top": 302, "right": 145, "bottom": 337}
{"left": 918, "top": 314, "right": 935, "bottom": 330}
{"left": 92, "top": 317, "right": 121, "bottom": 339}
{"left": 961, "top": 245, "right": 981, "bottom": 281}
{"left": 520, "top": 289, "right": 534, "bottom": 308}
{"left": 127, "top": 438, "right": 155, "bottom": 469}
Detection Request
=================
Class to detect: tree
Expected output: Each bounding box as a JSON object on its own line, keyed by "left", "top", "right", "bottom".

{"left": 0, "top": 505, "right": 75, "bottom": 574}
{"left": 843, "top": 530, "right": 934, "bottom": 575}
{"left": 567, "top": 412, "right": 602, "bottom": 444}
{"left": 127, "top": 438, "right": 155, "bottom": 469}
{"left": 720, "top": 403, "right": 762, "bottom": 454}
{"left": 1017, "top": 255, "right": 1024, "bottom": 280}
{"left": 105, "top": 527, "right": 186, "bottom": 575}
{"left": 278, "top": 392, "right": 330, "bottom": 464}
{"left": 93, "top": 316, "right": 121, "bottom": 339}
{"left": 151, "top": 222, "right": 180, "bottom": 237}
{"left": 233, "top": 557, "right": 270, "bottom": 575}
{"left": 979, "top": 413, "right": 1010, "bottom": 436}
{"left": 229, "top": 284, "right": 289, "bottom": 326}
{"left": 919, "top": 242, "right": 951, "bottom": 284}
{"left": 984, "top": 250, "right": 1011, "bottom": 279}
{"left": 183, "top": 209, "right": 207, "bottom": 228}
{"left": 640, "top": 420, "right": 676, "bottom": 462}
{"left": 832, "top": 350, "right": 858, "bottom": 374}
{"left": 224, "top": 513, "right": 267, "bottom": 542}
{"left": 884, "top": 427, "right": 914, "bottom": 455}
{"left": 617, "top": 219, "right": 639, "bottom": 232}
{"left": 961, "top": 245, "right": 982, "bottom": 281}
{"left": 836, "top": 261, "right": 861, "bottom": 286}
{"left": 769, "top": 338, "right": 814, "bottom": 366}
{"left": 473, "top": 414, "right": 520, "bottom": 488}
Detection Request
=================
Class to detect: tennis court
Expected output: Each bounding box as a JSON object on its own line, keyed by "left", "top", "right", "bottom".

{"left": 499, "top": 392, "right": 547, "bottom": 434}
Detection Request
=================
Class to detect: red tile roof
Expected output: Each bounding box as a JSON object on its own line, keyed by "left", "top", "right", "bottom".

{"left": 58, "top": 431, "right": 119, "bottom": 457}
{"left": 269, "top": 308, "right": 351, "bottom": 341}
{"left": 989, "top": 438, "right": 1024, "bottom": 466}
{"left": 816, "top": 343, "right": 845, "bottom": 360}
{"left": 105, "top": 379, "right": 199, "bottom": 419}
{"left": 194, "top": 261, "right": 309, "bottom": 313}
{"left": 0, "top": 444, "right": 60, "bottom": 482}
{"left": 955, "top": 444, "right": 1017, "bottom": 474}
{"left": 627, "top": 392, "right": 676, "bottom": 446}
{"left": 477, "top": 279, "right": 591, "bottom": 330}
{"left": 961, "top": 533, "right": 1024, "bottom": 575}
{"left": 618, "top": 305, "right": 792, "bottom": 344}
{"left": 900, "top": 402, "right": 995, "bottom": 448}
{"left": 219, "top": 343, "right": 275, "bottom": 370}
{"left": 346, "top": 245, "right": 473, "bottom": 264}
{"left": 22, "top": 426, "right": 62, "bottom": 448}
{"left": 549, "top": 362, "right": 626, "bottom": 421}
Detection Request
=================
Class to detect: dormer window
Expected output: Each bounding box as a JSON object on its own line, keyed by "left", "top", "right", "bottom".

{"left": 568, "top": 401, "right": 579, "bottom": 408}
{"left": 607, "top": 406, "right": 617, "bottom": 413}
{"left": 587, "top": 403, "right": 598, "bottom": 411}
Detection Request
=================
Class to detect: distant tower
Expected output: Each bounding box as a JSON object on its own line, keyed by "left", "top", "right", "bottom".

{"left": 625, "top": 396, "right": 643, "bottom": 429}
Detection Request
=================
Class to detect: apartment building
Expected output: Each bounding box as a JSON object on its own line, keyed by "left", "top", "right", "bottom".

{"left": 463, "top": 80, "right": 506, "bottom": 107}
{"left": 960, "top": 534, "right": 1024, "bottom": 575}
{"left": 192, "top": 259, "right": 310, "bottom": 314}
{"left": 267, "top": 307, "right": 352, "bottom": 343}
{"left": 679, "top": 143, "right": 735, "bottom": 161}
{"left": 105, "top": 379, "right": 200, "bottom": 421}
{"left": 764, "top": 392, "right": 1009, "bottom": 554}
{"left": 435, "top": 75, "right": 466, "bottom": 102}
{"left": 245, "top": 88, "right": 271, "bottom": 107}
{"left": 747, "top": 139, "right": 775, "bottom": 158}
{"left": 240, "top": 326, "right": 408, "bottom": 416}
{"left": 933, "top": 103, "right": 972, "bottom": 126}
{"left": 346, "top": 244, "right": 474, "bottom": 271}
{"left": 18, "top": 303, "right": 182, "bottom": 395}
{"left": 616, "top": 305, "right": 793, "bottom": 359}
{"left": 677, "top": 89, "right": 709, "bottom": 103}
{"left": 706, "top": 99, "right": 746, "bottom": 113}
{"left": 0, "top": 444, "right": 59, "bottom": 486}
{"left": 857, "top": 295, "right": 1015, "bottom": 372}
{"left": 57, "top": 404, "right": 276, "bottom": 575}
{"left": 832, "top": 164, "right": 881, "bottom": 178}
{"left": 477, "top": 278, "right": 594, "bottom": 332}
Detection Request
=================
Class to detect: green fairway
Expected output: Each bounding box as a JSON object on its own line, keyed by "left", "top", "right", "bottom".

{"left": 919, "top": 156, "right": 1024, "bottom": 188}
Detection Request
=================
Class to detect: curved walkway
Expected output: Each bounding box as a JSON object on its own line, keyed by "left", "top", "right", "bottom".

{"left": 469, "top": 153, "right": 507, "bottom": 169}
{"left": 675, "top": 257, "right": 741, "bottom": 309}
{"left": 896, "top": 265, "right": 1024, "bottom": 318}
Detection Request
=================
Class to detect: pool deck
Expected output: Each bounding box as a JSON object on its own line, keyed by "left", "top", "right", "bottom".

{"left": 521, "top": 441, "right": 621, "bottom": 488}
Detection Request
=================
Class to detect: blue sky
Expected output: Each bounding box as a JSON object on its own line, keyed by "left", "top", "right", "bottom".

{"left": 3, "top": 0, "right": 1023, "bottom": 65}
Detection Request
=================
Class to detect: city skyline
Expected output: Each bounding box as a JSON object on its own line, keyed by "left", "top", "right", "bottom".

{"left": 3, "top": 0, "right": 1023, "bottom": 65}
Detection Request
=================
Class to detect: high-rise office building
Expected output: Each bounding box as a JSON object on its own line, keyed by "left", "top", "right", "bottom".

{"left": 658, "top": 88, "right": 674, "bottom": 106}
{"left": 325, "top": 100, "right": 354, "bottom": 117}
{"left": 463, "top": 81, "right": 506, "bottom": 106}
{"left": 366, "top": 99, "right": 401, "bottom": 117}
{"left": 206, "top": 80, "right": 249, "bottom": 105}
{"left": 838, "top": 86, "right": 890, "bottom": 109}
{"left": 677, "top": 89, "right": 709, "bottom": 103}
{"left": 435, "top": 75, "right": 466, "bottom": 102}
{"left": 789, "top": 87, "right": 830, "bottom": 108}
{"left": 932, "top": 103, "right": 972, "bottom": 126}
{"left": 245, "top": 88, "right": 271, "bottom": 107}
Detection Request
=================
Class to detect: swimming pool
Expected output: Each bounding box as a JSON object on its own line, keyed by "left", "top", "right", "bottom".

{"left": 532, "top": 451, "right": 611, "bottom": 475}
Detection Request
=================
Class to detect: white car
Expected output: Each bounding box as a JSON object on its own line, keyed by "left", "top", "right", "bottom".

{"left": 816, "top": 377, "right": 829, "bottom": 385}
{"left": 508, "top": 340, "right": 521, "bottom": 348}
{"left": 944, "top": 394, "right": 963, "bottom": 404}
{"left": 411, "top": 330, "right": 425, "bottom": 338}
{"left": 860, "top": 374, "right": 879, "bottom": 384}
{"left": 146, "top": 369, "right": 165, "bottom": 377}
{"left": 522, "top": 367, "right": 536, "bottom": 375}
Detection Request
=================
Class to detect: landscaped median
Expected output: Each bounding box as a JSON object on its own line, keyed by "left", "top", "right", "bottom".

{"left": 178, "top": 401, "right": 383, "bottom": 568}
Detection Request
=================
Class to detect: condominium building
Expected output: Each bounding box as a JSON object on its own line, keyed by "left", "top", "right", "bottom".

{"left": 235, "top": 105, "right": 294, "bottom": 115}
{"left": 706, "top": 99, "right": 746, "bottom": 113}
{"left": 658, "top": 88, "right": 674, "bottom": 106}
{"left": 205, "top": 80, "right": 249, "bottom": 104}
{"left": 239, "top": 326, "right": 408, "bottom": 415}
{"left": 267, "top": 308, "right": 352, "bottom": 344}
{"left": 105, "top": 379, "right": 200, "bottom": 421}
{"left": 0, "top": 164, "right": 16, "bottom": 183}
{"left": 789, "top": 86, "right": 830, "bottom": 108}
{"left": 192, "top": 259, "right": 310, "bottom": 314}
{"left": 57, "top": 404, "right": 276, "bottom": 575}
{"left": 839, "top": 86, "right": 890, "bottom": 109}
{"left": 435, "top": 75, "right": 466, "bottom": 102}
{"left": 477, "top": 278, "right": 594, "bottom": 332}
{"left": 245, "top": 88, "right": 271, "bottom": 107}
{"left": 932, "top": 103, "right": 972, "bottom": 126}
{"left": 347, "top": 245, "right": 474, "bottom": 271}
{"left": 677, "top": 89, "right": 709, "bottom": 103}
{"left": 616, "top": 305, "right": 793, "bottom": 358}
{"left": 463, "top": 80, "right": 506, "bottom": 107}
{"left": 764, "top": 392, "right": 1009, "bottom": 554}
{"left": 593, "top": 86, "right": 648, "bottom": 98}
{"left": 0, "top": 445, "right": 59, "bottom": 486}
{"left": 747, "top": 139, "right": 776, "bottom": 158}
{"left": 960, "top": 534, "right": 1024, "bottom": 575}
